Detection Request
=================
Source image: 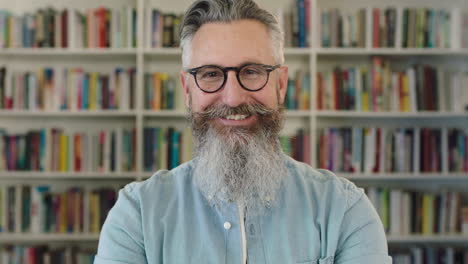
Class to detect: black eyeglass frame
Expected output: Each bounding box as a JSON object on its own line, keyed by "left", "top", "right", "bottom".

{"left": 185, "top": 63, "right": 281, "bottom": 93}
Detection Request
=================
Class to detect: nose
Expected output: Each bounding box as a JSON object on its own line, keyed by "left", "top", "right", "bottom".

{"left": 221, "top": 71, "right": 249, "bottom": 107}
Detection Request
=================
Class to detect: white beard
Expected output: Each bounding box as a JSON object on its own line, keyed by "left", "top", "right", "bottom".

{"left": 191, "top": 108, "right": 288, "bottom": 215}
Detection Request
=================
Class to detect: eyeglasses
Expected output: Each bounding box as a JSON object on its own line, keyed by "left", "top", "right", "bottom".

{"left": 186, "top": 63, "right": 281, "bottom": 93}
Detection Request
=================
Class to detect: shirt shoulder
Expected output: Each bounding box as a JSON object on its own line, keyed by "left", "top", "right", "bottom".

{"left": 284, "top": 156, "right": 364, "bottom": 211}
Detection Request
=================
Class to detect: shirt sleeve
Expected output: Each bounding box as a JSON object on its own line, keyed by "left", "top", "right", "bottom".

{"left": 333, "top": 188, "right": 393, "bottom": 264}
{"left": 94, "top": 183, "right": 148, "bottom": 264}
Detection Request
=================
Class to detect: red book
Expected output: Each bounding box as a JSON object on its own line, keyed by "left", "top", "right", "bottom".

{"left": 61, "top": 9, "right": 68, "bottom": 48}
{"left": 372, "top": 128, "right": 381, "bottom": 173}
{"left": 373, "top": 8, "right": 381, "bottom": 48}
{"left": 96, "top": 7, "right": 107, "bottom": 48}
{"left": 74, "top": 134, "right": 81, "bottom": 171}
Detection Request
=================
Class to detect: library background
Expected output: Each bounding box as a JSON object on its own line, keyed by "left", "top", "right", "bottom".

{"left": 0, "top": 0, "right": 468, "bottom": 263}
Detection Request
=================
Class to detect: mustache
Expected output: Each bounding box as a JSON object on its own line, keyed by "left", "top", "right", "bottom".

{"left": 193, "top": 103, "right": 275, "bottom": 120}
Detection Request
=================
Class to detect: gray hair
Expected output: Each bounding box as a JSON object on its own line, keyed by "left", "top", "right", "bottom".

{"left": 180, "top": 0, "right": 284, "bottom": 68}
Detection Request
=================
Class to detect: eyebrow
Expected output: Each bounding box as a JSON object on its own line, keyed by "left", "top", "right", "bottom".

{"left": 195, "top": 61, "right": 264, "bottom": 68}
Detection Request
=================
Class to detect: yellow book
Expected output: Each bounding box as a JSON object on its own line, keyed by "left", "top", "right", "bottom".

{"left": 89, "top": 72, "right": 98, "bottom": 110}
{"left": 152, "top": 73, "right": 161, "bottom": 110}
{"left": 59, "top": 134, "right": 68, "bottom": 172}
{"left": 422, "top": 194, "right": 434, "bottom": 235}
{"left": 60, "top": 193, "right": 67, "bottom": 233}
{"left": 89, "top": 192, "right": 99, "bottom": 233}
{"left": 361, "top": 68, "right": 369, "bottom": 112}
{"left": 402, "top": 75, "right": 410, "bottom": 112}
{"left": 159, "top": 73, "right": 169, "bottom": 109}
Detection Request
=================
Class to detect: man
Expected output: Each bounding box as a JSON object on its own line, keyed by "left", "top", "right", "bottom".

{"left": 95, "top": 0, "right": 392, "bottom": 263}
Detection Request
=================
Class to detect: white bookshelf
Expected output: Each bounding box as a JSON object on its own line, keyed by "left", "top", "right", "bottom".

{"left": 0, "top": 0, "right": 467, "bottom": 256}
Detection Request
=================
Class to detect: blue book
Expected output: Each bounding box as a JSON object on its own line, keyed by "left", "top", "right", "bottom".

{"left": 286, "top": 79, "right": 295, "bottom": 109}
{"left": 171, "top": 130, "right": 180, "bottom": 169}
{"left": 83, "top": 73, "right": 89, "bottom": 110}
{"left": 348, "top": 68, "right": 355, "bottom": 110}
{"left": 297, "top": 0, "right": 306, "bottom": 47}
{"left": 167, "top": 78, "right": 175, "bottom": 109}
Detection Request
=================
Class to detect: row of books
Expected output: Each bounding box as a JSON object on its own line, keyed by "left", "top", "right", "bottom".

{"left": 280, "top": 129, "right": 310, "bottom": 164}
{"left": 276, "top": 0, "right": 311, "bottom": 47}
{"left": 144, "top": 9, "right": 182, "bottom": 48}
{"left": 366, "top": 187, "right": 468, "bottom": 236}
{"left": 0, "top": 66, "right": 136, "bottom": 111}
{"left": 143, "top": 127, "right": 192, "bottom": 171}
{"left": 401, "top": 8, "right": 452, "bottom": 48}
{"left": 0, "top": 127, "right": 137, "bottom": 172}
{"left": 390, "top": 247, "right": 468, "bottom": 264}
{"left": 317, "top": 127, "right": 461, "bottom": 173}
{"left": 316, "top": 57, "right": 467, "bottom": 112}
{"left": 1, "top": 245, "right": 94, "bottom": 264}
{"left": 0, "top": 185, "right": 117, "bottom": 234}
{"left": 144, "top": 72, "right": 177, "bottom": 110}
{"left": 0, "top": 6, "right": 137, "bottom": 48}
{"left": 285, "top": 70, "right": 310, "bottom": 110}
{"left": 320, "top": 8, "right": 366, "bottom": 48}
{"left": 372, "top": 8, "right": 398, "bottom": 48}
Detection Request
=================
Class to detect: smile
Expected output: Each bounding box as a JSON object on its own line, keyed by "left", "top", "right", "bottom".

{"left": 224, "top": 114, "right": 250, "bottom": 120}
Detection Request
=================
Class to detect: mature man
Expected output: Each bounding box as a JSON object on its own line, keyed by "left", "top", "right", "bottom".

{"left": 95, "top": 0, "right": 392, "bottom": 263}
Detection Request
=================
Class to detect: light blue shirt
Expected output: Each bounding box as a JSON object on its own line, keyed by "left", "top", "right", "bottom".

{"left": 95, "top": 155, "right": 392, "bottom": 264}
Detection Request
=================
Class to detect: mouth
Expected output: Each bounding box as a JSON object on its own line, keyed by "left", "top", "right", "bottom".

{"left": 218, "top": 114, "right": 257, "bottom": 126}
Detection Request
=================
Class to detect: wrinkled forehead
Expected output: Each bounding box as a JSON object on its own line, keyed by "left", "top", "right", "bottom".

{"left": 189, "top": 19, "right": 276, "bottom": 68}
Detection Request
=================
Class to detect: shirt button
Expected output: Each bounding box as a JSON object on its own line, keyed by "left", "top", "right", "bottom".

{"left": 223, "top": 222, "right": 231, "bottom": 230}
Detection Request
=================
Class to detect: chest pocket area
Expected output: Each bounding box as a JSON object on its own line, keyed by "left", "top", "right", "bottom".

{"left": 297, "top": 256, "right": 334, "bottom": 264}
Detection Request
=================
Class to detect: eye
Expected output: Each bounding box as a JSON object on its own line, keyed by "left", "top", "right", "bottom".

{"left": 203, "top": 71, "right": 221, "bottom": 78}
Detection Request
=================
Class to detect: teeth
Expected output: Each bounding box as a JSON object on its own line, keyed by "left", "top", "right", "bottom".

{"left": 225, "top": 114, "right": 248, "bottom": 120}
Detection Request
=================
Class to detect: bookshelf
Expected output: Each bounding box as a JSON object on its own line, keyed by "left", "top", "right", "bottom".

{"left": 0, "top": 0, "right": 468, "bottom": 262}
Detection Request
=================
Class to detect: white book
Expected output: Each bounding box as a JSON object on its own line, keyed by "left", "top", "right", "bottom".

{"left": 448, "top": 192, "right": 459, "bottom": 233}
{"left": 68, "top": 9, "right": 76, "bottom": 49}
{"left": 120, "top": 71, "right": 130, "bottom": 110}
{"left": 366, "top": 187, "right": 379, "bottom": 212}
{"left": 104, "top": 130, "right": 111, "bottom": 173}
{"left": 389, "top": 189, "right": 402, "bottom": 235}
{"left": 410, "top": 247, "right": 423, "bottom": 264}
{"left": 413, "top": 127, "right": 421, "bottom": 174}
{"left": 351, "top": 127, "right": 362, "bottom": 172}
{"left": 364, "top": 128, "right": 376, "bottom": 173}
{"left": 401, "top": 192, "right": 411, "bottom": 234}
{"left": 406, "top": 67, "right": 417, "bottom": 112}
{"left": 4, "top": 67, "right": 12, "bottom": 108}
{"left": 450, "top": 72, "right": 461, "bottom": 112}
{"left": 343, "top": 13, "right": 350, "bottom": 47}
{"left": 127, "top": 6, "right": 133, "bottom": 48}
{"left": 395, "top": 129, "right": 405, "bottom": 172}
{"left": 120, "top": 8, "right": 127, "bottom": 48}
{"left": 437, "top": 68, "right": 446, "bottom": 111}
{"left": 146, "top": 8, "right": 152, "bottom": 48}
{"left": 391, "top": 73, "right": 399, "bottom": 111}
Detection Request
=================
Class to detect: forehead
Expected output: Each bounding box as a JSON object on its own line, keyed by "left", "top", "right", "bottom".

{"left": 189, "top": 19, "right": 276, "bottom": 67}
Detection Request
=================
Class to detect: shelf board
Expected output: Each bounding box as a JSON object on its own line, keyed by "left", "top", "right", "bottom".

{"left": 339, "top": 172, "right": 468, "bottom": 181}
{"left": 143, "top": 47, "right": 312, "bottom": 56}
{"left": 0, "top": 110, "right": 137, "bottom": 117}
{"left": 387, "top": 234, "right": 468, "bottom": 244}
{"left": 142, "top": 110, "right": 187, "bottom": 117}
{"left": 316, "top": 111, "right": 468, "bottom": 118}
{"left": 0, "top": 233, "right": 100, "bottom": 243}
{"left": 316, "top": 48, "right": 468, "bottom": 56}
{"left": 0, "top": 171, "right": 137, "bottom": 180}
{"left": 0, "top": 48, "right": 137, "bottom": 55}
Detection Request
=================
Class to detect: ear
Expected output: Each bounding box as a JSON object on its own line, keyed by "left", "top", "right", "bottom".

{"left": 180, "top": 70, "right": 190, "bottom": 108}
{"left": 277, "top": 65, "right": 289, "bottom": 104}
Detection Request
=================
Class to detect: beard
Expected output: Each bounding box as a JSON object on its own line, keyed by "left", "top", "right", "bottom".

{"left": 188, "top": 101, "right": 288, "bottom": 215}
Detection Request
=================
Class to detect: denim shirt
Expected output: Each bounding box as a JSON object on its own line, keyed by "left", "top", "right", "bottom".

{"left": 95, "top": 155, "right": 392, "bottom": 264}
